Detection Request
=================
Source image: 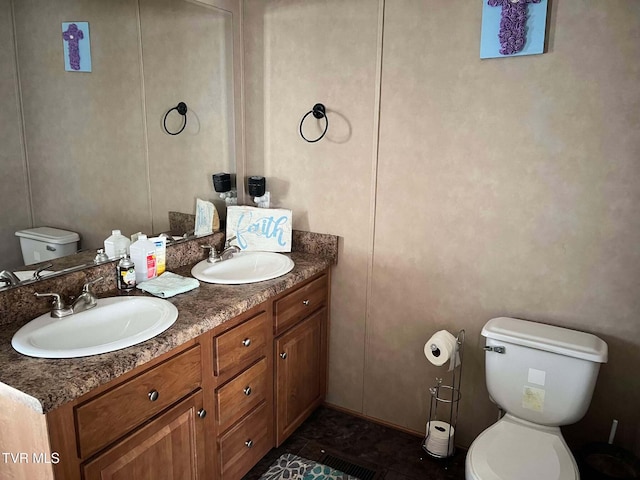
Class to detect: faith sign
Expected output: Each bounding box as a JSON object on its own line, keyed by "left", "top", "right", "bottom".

{"left": 226, "top": 206, "right": 292, "bottom": 252}
{"left": 62, "top": 22, "right": 92, "bottom": 72}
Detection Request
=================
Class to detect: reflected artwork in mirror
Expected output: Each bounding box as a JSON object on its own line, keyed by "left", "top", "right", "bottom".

{"left": 0, "top": 0, "right": 244, "bottom": 290}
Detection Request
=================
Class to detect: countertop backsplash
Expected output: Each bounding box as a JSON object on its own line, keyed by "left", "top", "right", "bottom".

{"left": 0, "top": 229, "right": 337, "bottom": 328}
{"left": 0, "top": 232, "right": 224, "bottom": 328}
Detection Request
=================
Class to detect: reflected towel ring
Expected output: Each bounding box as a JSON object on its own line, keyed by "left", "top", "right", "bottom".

{"left": 299, "top": 103, "right": 328, "bottom": 143}
{"left": 163, "top": 102, "right": 188, "bottom": 135}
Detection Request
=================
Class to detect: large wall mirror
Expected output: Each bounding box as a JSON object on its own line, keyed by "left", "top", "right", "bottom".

{"left": 0, "top": 0, "right": 244, "bottom": 289}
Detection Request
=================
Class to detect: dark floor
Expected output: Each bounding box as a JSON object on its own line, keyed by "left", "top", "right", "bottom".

{"left": 244, "top": 406, "right": 466, "bottom": 480}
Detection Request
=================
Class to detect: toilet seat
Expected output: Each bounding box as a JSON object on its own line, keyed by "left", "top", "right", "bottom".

{"left": 466, "top": 415, "right": 578, "bottom": 480}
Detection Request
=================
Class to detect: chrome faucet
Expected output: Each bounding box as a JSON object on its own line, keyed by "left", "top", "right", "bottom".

{"left": 34, "top": 276, "right": 104, "bottom": 318}
{"left": 70, "top": 277, "right": 104, "bottom": 313}
{"left": 34, "top": 292, "right": 73, "bottom": 318}
{"left": 219, "top": 235, "right": 240, "bottom": 261}
{"left": 0, "top": 270, "right": 21, "bottom": 287}
{"left": 201, "top": 236, "right": 240, "bottom": 263}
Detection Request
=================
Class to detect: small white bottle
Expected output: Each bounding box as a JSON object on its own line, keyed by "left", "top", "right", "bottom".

{"left": 129, "top": 234, "right": 157, "bottom": 283}
{"left": 104, "top": 230, "right": 131, "bottom": 259}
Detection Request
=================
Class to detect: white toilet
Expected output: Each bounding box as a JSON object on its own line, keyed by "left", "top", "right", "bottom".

{"left": 466, "top": 317, "right": 608, "bottom": 480}
{"left": 15, "top": 226, "right": 80, "bottom": 265}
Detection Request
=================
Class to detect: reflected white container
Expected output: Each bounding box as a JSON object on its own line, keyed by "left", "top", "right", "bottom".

{"left": 104, "top": 229, "right": 130, "bottom": 259}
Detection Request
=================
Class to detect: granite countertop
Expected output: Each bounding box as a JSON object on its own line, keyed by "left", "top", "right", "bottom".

{"left": 0, "top": 251, "right": 333, "bottom": 415}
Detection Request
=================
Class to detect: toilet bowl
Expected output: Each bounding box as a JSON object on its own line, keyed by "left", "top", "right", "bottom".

{"left": 465, "top": 317, "right": 608, "bottom": 480}
{"left": 466, "top": 414, "right": 578, "bottom": 480}
{"left": 15, "top": 226, "right": 80, "bottom": 265}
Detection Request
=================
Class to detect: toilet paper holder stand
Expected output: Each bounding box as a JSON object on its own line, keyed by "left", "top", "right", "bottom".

{"left": 423, "top": 329, "right": 465, "bottom": 462}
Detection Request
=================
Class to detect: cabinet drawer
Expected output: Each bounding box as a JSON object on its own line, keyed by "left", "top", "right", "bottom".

{"left": 218, "top": 401, "right": 271, "bottom": 480}
{"left": 216, "top": 357, "right": 268, "bottom": 432}
{"left": 75, "top": 345, "right": 202, "bottom": 458}
{"left": 274, "top": 274, "right": 327, "bottom": 335}
{"left": 214, "top": 311, "right": 269, "bottom": 378}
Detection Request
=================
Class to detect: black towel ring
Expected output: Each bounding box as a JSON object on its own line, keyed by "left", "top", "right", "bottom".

{"left": 163, "top": 102, "right": 188, "bottom": 135}
{"left": 299, "top": 103, "right": 328, "bottom": 143}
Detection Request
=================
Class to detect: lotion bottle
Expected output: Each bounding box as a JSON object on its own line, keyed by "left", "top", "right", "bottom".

{"left": 150, "top": 236, "right": 167, "bottom": 276}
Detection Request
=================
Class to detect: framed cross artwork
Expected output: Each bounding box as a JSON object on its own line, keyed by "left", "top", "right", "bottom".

{"left": 62, "top": 22, "right": 92, "bottom": 72}
{"left": 480, "top": 0, "right": 548, "bottom": 59}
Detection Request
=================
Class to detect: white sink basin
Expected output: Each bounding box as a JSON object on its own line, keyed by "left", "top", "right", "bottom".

{"left": 191, "top": 251, "right": 294, "bottom": 284}
{"left": 12, "top": 296, "right": 178, "bottom": 358}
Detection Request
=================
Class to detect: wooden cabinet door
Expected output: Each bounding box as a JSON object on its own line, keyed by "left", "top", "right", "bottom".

{"left": 275, "top": 307, "right": 326, "bottom": 445}
{"left": 82, "top": 391, "right": 207, "bottom": 480}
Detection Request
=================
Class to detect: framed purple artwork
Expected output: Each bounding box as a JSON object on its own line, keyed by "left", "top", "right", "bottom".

{"left": 62, "top": 22, "right": 92, "bottom": 72}
{"left": 480, "top": 0, "right": 548, "bottom": 59}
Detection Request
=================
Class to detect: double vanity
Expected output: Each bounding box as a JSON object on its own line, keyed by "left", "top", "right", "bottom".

{"left": 0, "top": 230, "right": 337, "bottom": 480}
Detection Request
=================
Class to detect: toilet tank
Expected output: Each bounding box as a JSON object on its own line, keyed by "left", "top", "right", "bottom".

{"left": 482, "top": 317, "right": 607, "bottom": 427}
{"left": 15, "top": 227, "right": 80, "bottom": 265}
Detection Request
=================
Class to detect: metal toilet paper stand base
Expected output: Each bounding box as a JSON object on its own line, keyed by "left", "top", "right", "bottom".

{"left": 423, "top": 329, "right": 465, "bottom": 461}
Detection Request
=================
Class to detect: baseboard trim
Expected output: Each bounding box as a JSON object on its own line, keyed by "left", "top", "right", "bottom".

{"left": 322, "top": 402, "right": 424, "bottom": 438}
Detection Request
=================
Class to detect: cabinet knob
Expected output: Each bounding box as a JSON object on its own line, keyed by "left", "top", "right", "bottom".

{"left": 243, "top": 386, "right": 252, "bottom": 396}
{"left": 245, "top": 439, "right": 253, "bottom": 448}
{"left": 197, "top": 408, "right": 207, "bottom": 419}
{"left": 280, "top": 352, "right": 287, "bottom": 359}
{"left": 302, "top": 299, "right": 310, "bottom": 306}
{"left": 148, "top": 389, "right": 159, "bottom": 402}
{"left": 242, "top": 338, "right": 251, "bottom": 347}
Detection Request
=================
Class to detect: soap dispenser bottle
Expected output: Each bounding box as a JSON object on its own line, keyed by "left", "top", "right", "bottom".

{"left": 129, "top": 234, "right": 157, "bottom": 283}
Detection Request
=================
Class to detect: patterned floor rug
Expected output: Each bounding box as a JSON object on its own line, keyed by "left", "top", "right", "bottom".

{"left": 259, "top": 453, "right": 359, "bottom": 480}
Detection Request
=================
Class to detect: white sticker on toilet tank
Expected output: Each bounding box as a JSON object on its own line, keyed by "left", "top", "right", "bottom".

{"left": 528, "top": 368, "right": 546, "bottom": 386}
{"left": 522, "top": 386, "right": 545, "bottom": 412}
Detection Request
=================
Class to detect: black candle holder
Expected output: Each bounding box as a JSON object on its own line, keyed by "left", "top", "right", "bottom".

{"left": 248, "top": 176, "right": 266, "bottom": 198}
{"left": 213, "top": 173, "right": 232, "bottom": 193}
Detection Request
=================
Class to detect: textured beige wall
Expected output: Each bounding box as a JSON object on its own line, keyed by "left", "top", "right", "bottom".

{"left": 243, "top": 0, "right": 640, "bottom": 453}
{"left": 0, "top": 0, "right": 31, "bottom": 269}
{"left": 7, "top": 0, "right": 233, "bottom": 258}
{"left": 371, "top": 0, "right": 640, "bottom": 450}
{"left": 244, "top": 0, "right": 381, "bottom": 412}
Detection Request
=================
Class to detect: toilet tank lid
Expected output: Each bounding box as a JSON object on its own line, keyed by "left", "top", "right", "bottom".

{"left": 482, "top": 317, "right": 608, "bottom": 363}
{"left": 15, "top": 227, "right": 80, "bottom": 244}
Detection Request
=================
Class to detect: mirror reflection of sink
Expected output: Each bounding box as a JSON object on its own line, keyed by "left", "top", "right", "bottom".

{"left": 14, "top": 270, "right": 54, "bottom": 282}
{"left": 12, "top": 297, "right": 178, "bottom": 359}
{"left": 191, "top": 251, "right": 294, "bottom": 285}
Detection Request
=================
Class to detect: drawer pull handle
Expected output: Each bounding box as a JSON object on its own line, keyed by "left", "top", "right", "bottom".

{"left": 242, "top": 338, "right": 251, "bottom": 347}
{"left": 243, "top": 386, "right": 252, "bottom": 396}
{"left": 303, "top": 299, "right": 310, "bottom": 306}
{"left": 280, "top": 352, "right": 287, "bottom": 360}
{"left": 148, "top": 389, "right": 159, "bottom": 402}
{"left": 198, "top": 408, "right": 207, "bottom": 419}
{"left": 245, "top": 439, "right": 253, "bottom": 448}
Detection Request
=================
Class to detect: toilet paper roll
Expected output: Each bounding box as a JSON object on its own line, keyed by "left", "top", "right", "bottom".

{"left": 424, "top": 421, "right": 455, "bottom": 457}
{"left": 424, "top": 330, "right": 459, "bottom": 369}
{"left": 426, "top": 420, "right": 454, "bottom": 438}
